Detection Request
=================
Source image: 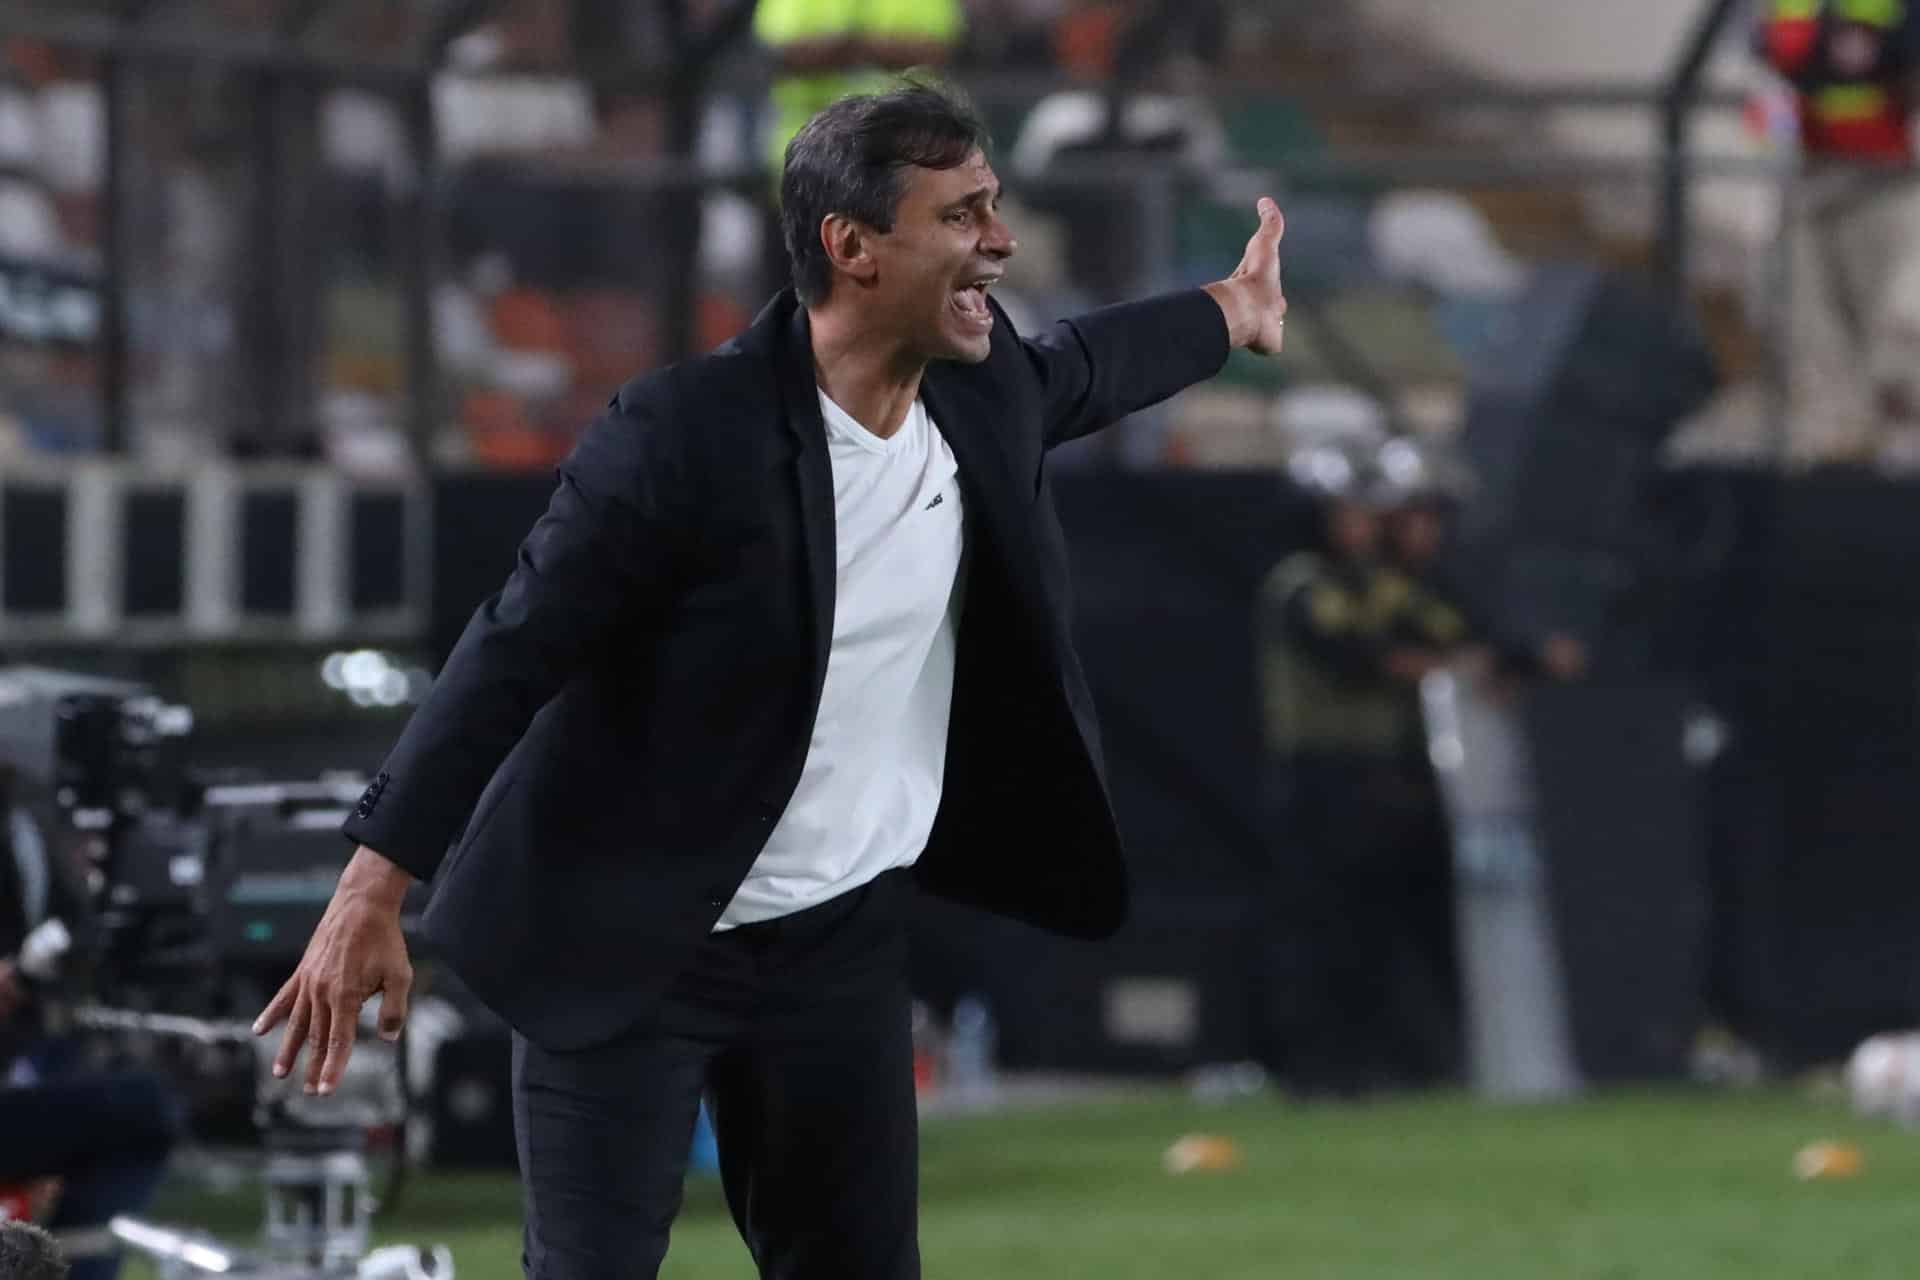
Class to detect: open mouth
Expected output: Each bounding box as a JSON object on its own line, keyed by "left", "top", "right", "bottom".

{"left": 950, "top": 273, "right": 1000, "bottom": 328}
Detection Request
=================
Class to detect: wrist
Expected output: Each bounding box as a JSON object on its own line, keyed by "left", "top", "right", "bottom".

{"left": 339, "top": 845, "right": 413, "bottom": 912}
{"left": 1202, "top": 280, "right": 1256, "bottom": 350}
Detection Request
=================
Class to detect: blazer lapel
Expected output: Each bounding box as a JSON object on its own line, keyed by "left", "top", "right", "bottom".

{"left": 920, "top": 366, "right": 1040, "bottom": 603}
{"left": 773, "top": 297, "right": 838, "bottom": 696}
{"left": 769, "top": 294, "right": 1043, "bottom": 690}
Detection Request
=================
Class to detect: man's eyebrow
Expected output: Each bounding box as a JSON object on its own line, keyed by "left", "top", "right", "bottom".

{"left": 942, "top": 184, "right": 1002, "bottom": 212}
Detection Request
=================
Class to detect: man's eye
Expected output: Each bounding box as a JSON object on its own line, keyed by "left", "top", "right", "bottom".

{"left": 946, "top": 210, "right": 970, "bottom": 226}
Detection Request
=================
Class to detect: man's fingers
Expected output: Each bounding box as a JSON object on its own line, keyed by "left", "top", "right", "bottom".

{"left": 378, "top": 967, "right": 413, "bottom": 1041}
{"left": 318, "top": 994, "right": 359, "bottom": 1095}
{"left": 1256, "top": 197, "right": 1285, "bottom": 242}
{"left": 254, "top": 975, "right": 298, "bottom": 1036}
{"left": 304, "top": 998, "right": 332, "bottom": 1093}
{"left": 274, "top": 990, "right": 311, "bottom": 1079}
{"left": 1241, "top": 199, "right": 1284, "bottom": 278}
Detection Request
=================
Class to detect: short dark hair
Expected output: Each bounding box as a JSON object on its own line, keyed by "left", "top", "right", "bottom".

{"left": 0, "top": 1222, "right": 69, "bottom": 1280}
{"left": 780, "top": 78, "right": 992, "bottom": 306}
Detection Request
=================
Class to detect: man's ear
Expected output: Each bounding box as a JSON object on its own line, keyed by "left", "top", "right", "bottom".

{"left": 821, "top": 214, "right": 879, "bottom": 288}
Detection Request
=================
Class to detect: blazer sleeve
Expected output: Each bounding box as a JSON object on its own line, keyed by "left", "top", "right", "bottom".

{"left": 1019, "top": 287, "right": 1232, "bottom": 450}
{"left": 340, "top": 397, "right": 690, "bottom": 881}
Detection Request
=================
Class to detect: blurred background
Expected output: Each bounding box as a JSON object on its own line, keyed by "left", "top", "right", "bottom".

{"left": 5, "top": 0, "right": 1920, "bottom": 1276}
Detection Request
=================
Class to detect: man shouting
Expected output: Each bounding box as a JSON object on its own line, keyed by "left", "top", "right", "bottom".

{"left": 257, "top": 78, "right": 1287, "bottom": 1280}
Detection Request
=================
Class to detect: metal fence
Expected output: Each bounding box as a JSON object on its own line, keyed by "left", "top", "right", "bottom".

{"left": 0, "top": 0, "right": 1788, "bottom": 459}
{"left": 0, "top": 0, "right": 1859, "bottom": 649}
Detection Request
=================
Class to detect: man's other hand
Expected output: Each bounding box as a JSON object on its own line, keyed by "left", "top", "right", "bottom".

{"left": 1205, "top": 197, "right": 1289, "bottom": 355}
{"left": 0, "top": 958, "right": 26, "bottom": 1024}
{"left": 252, "top": 845, "right": 416, "bottom": 1096}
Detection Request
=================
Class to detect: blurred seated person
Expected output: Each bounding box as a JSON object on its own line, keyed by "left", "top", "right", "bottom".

{"left": 1755, "top": 0, "right": 1920, "bottom": 460}
{"left": 952, "top": 0, "right": 1063, "bottom": 69}
{"left": 0, "top": 768, "right": 183, "bottom": 1280}
{"left": 1008, "top": 10, "right": 1227, "bottom": 303}
{"left": 755, "top": 0, "right": 965, "bottom": 174}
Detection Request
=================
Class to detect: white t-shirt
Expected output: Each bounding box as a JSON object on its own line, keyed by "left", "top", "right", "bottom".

{"left": 715, "top": 391, "right": 966, "bottom": 929}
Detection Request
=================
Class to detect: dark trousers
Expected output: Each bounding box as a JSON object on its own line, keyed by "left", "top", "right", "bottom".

{"left": 1266, "top": 755, "right": 1461, "bottom": 1095}
{"left": 0, "top": 1070, "right": 184, "bottom": 1280}
{"left": 512, "top": 870, "right": 919, "bottom": 1280}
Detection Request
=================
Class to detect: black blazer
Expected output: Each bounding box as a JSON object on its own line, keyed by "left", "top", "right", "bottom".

{"left": 344, "top": 286, "right": 1230, "bottom": 1050}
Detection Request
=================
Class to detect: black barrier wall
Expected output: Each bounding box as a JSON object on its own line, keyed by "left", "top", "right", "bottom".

{"left": 431, "top": 465, "right": 1920, "bottom": 1074}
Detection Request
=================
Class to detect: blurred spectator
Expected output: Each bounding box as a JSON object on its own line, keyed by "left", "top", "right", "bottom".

{"left": 1255, "top": 433, "right": 1586, "bottom": 1098}
{"left": 1374, "top": 437, "right": 1587, "bottom": 686}
{"left": 1368, "top": 192, "right": 1528, "bottom": 301}
{"left": 755, "top": 0, "right": 965, "bottom": 173}
{"left": 0, "top": 1222, "right": 68, "bottom": 1280}
{"left": 0, "top": 68, "right": 33, "bottom": 171}
{"left": 1755, "top": 0, "right": 1920, "bottom": 462}
{"left": 1004, "top": 1, "right": 1228, "bottom": 464}
{"left": 436, "top": 74, "right": 597, "bottom": 167}
{"left": 0, "top": 1074, "right": 181, "bottom": 1280}
{"left": 0, "top": 46, "right": 104, "bottom": 455}
{"left": 1008, "top": 5, "right": 1227, "bottom": 302}
{"left": 1256, "top": 441, "right": 1457, "bottom": 1097}
{"left": 0, "top": 770, "right": 183, "bottom": 1280}
{"left": 954, "top": 0, "right": 1063, "bottom": 69}
{"left": 0, "top": 174, "right": 61, "bottom": 272}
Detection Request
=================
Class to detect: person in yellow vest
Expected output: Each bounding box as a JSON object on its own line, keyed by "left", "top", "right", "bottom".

{"left": 1755, "top": 0, "right": 1920, "bottom": 461}
{"left": 1255, "top": 442, "right": 1462, "bottom": 1097}
{"left": 1256, "top": 438, "right": 1590, "bottom": 1098}
{"left": 755, "top": 0, "right": 965, "bottom": 175}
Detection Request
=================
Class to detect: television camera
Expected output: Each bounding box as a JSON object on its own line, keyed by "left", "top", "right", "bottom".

{"left": 0, "top": 667, "right": 450, "bottom": 1277}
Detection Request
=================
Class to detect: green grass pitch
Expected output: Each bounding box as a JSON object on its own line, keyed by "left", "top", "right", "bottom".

{"left": 131, "top": 1088, "right": 1920, "bottom": 1278}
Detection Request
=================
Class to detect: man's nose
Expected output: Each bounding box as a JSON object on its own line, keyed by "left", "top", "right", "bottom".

{"left": 982, "top": 215, "right": 1017, "bottom": 260}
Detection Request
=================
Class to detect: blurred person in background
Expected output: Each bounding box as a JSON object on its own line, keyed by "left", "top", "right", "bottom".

{"left": 257, "top": 79, "right": 1288, "bottom": 1280}
{"left": 1005, "top": 0, "right": 1229, "bottom": 465}
{"left": 0, "top": 768, "right": 184, "bottom": 1280}
{"left": 1755, "top": 0, "right": 1920, "bottom": 462}
{"left": 1256, "top": 443, "right": 1461, "bottom": 1097}
{"left": 0, "top": 1222, "right": 69, "bottom": 1280}
{"left": 755, "top": 0, "right": 965, "bottom": 174}
{"left": 1315, "top": 440, "right": 1590, "bottom": 1098}
{"left": 0, "top": 769, "right": 93, "bottom": 1070}
{"left": 952, "top": 0, "right": 1063, "bottom": 69}
{"left": 1008, "top": 0, "right": 1229, "bottom": 305}
{"left": 0, "top": 46, "right": 105, "bottom": 455}
{"left": 1374, "top": 438, "right": 1588, "bottom": 688}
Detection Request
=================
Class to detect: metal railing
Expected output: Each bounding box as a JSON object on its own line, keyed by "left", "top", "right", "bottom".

{"left": 0, "top": 460, "right": 429, "bottom": 647}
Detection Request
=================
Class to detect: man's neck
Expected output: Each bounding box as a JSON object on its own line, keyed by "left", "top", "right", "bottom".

{"left": 807, "top": 302, "right": 926, "bottom": 439}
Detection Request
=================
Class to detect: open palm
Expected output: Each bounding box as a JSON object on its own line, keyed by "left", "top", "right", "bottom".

{"left": 1229, "top": 198, "right": 1289, "bottom": 355}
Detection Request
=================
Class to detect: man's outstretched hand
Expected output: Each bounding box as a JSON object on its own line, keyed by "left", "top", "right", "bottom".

{"left": 253, "top": 845, "right": 416, "bottom": 1095}
{"left": 1204, "top": 197, "right": 1288, "bottom": 356}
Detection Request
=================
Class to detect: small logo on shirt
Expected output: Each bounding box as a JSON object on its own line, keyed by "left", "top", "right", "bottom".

{"left": 924, "top": 493, "right": 945, "bottom": 511}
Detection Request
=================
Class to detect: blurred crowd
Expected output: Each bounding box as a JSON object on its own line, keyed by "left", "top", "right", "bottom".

{"left": 0, "top": 0, "right": 1546, "bottom": 479}
{"left": 2, "top": 0, "right": 1919, "bottom": 475}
